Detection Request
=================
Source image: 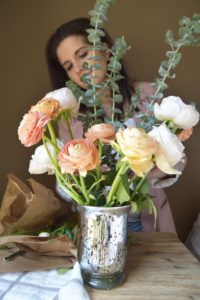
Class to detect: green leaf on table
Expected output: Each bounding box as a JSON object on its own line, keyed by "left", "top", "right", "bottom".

{"left": 57, "top": 267, "right": 72, "bottom": 275}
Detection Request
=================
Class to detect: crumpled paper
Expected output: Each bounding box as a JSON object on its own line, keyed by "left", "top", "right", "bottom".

{"left": 0, "top": 235, "right": 76, "bottom": 257}
{"left": 0, "top": 174, "right": 78, "bottom": 272}
{"left": 0, "top": 173, "right": 72, "bottom": 235}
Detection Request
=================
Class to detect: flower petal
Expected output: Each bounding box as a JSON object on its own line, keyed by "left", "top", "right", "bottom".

{"left": 155, "top": 151, "right": 181, "bottom": 175}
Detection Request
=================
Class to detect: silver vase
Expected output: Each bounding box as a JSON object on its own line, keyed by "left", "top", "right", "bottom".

{"left": 77, "top": 205, "right": 131, "bottom": 290}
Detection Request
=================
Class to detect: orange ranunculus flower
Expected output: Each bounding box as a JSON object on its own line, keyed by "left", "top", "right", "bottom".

{"left": 116, "top": 127, "right": 158, "bottom": 177}
{"left": 85, "top": 123, "right": 116, "bottom": 143}
{"left": 58, "top": 139, "right": 99, "bottom": 177}
{"left": 18, "top": 111, "right": 49, "bottom": 147}
{"left": 31, "top": 98, "right": 61, "bottom": 119}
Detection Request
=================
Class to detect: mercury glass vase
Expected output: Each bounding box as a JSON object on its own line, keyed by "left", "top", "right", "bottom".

{"left": 77, "top": 204, "right": 131, "bottom": 290}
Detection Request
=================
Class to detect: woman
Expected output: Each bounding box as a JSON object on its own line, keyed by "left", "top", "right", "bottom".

{"left": 46, "top": 18, "right": 187, "bottom": 234}
{"left": 46, "top": 18, "right": 133, "bottom": 107}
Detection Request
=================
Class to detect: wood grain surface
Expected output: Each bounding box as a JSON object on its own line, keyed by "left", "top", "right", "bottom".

{"left": 1, "top": 232, "right": 199, "bottom": 299}
{"left": 88, "top": 232, "right": 200, "bottom": 300}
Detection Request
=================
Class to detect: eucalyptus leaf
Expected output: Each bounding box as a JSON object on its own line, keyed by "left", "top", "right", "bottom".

{"left": 113, "top": 94, "right": 123, "bottom": 102}
{"left": 111, "top": 108, "right": 122, "bottom": 114}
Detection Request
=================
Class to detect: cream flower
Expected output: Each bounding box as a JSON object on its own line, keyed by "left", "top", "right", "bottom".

{"left": 44, "top": 87, "right": 79, "bottom": 115}
{"left": 58, "top": 139, "right": 99, "bottom": 177}
{"left": 29, "top": 139, "right": 63, "bottom": 174}
{"left": 154, "top": 96, "right": 200, "bottom": 129}
{"left": 85, "top": 123, "right": 116, "bottom": 143}
{"left": 116, "top": 127, "right": 158, "bottom": 177}
{"left": 149, "top": 123, "right": 185, "bottom": 174}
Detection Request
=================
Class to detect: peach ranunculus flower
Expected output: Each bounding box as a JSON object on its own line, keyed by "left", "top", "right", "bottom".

{"left": 85, "top": 123, "right": 116, "bottom": 143}
{"left": 18, "top": 111, "right": 49, "bottom": 147}
{"left": 58, "top": 139, "right": 99, "bottom": 177}
{"left": 177, "top": 128, "right": 193, "bottom": 142}
{"left": 31, "top": 98, "right": 61, "bottom": 119}
{"left": 116, "top": 127, "right": 158, "bottom": 177}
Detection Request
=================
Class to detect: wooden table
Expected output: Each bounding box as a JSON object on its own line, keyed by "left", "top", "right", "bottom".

{"left": 88, "top": 232, "right": 200, "bottom": 300}
{"left": 0, "top": 232, "right": 199, "bottom": 299}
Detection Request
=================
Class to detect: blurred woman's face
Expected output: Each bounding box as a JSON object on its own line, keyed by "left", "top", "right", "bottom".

{"left": 56, "top": 35, "right": 108, "bottom": 89}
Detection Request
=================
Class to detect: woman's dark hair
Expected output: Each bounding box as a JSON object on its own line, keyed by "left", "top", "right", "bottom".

{"left": 46, "top": 17, "right": 134, "bottom": 103}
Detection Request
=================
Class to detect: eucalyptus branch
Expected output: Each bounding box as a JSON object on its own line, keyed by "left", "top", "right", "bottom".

{"left": 153, "top": 14, "right": 200, "bottom": 100}
{"left": 137, "top": 14, "right": 200, "bottom": 131}
{"left": 85, "top": 0, "right": 116, "bottom": 121}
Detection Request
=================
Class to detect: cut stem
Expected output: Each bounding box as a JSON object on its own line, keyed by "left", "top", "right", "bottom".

{"left": 63, "top": 111, "right": 74, "bottom": 139}
{"left": 130, "top": 174, "right": 147, "bottom": 201}
{"left": 106, "top": 162, "right": 128, "bottom": 206}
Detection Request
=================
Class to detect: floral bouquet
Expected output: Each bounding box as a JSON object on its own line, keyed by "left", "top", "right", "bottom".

{"left": 17, "top": 0, "right": 200, "bottom": 290}
{"left": 17, "top": 90, "right": 199, "bottom": 212}
{"left": 17, "top": 2, "right": 200, "bottom": 216}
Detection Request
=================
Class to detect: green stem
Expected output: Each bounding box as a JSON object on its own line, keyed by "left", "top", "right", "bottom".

{"left": 96, "top": 141, "right": 102, "bottom": 181}
{"left": 130, "top": 174, "right": 147, "bottom": 201}
{"left": 42, "top": 136, "right": 59, "bottom": 172}
{"left": 47, "top": 122, "right": 57, "bottom": 143}
{"left": 71, "top": 174, "right": 81, "bottom": 188}
{"left": 80, "top": 176, "right": 90, "bottom": 203}
{"left": 47, "top": 122, "right": 58, "bottom": 166}
{"left": 111, "top": 82, "right": 116, "bottom": 123}
{"left": 57, "top": 176, "right": 85, "bottom": 205}
{"left": 130, "top": 174, "right": 138, "bottom": 184}
{"left": 106, "top": 162, "right": 128, "bottom": 206}
{"left": 88, "top": 177, "right": 104, "bottom": 193}
{"left": 63, "top": 112, "right": 74, "bottom": 139}
{"left": 43, "top": 135, "right": 59, "bottom": 151}
{"left": 42, "top": 136, "right": 84, "bottom": 205}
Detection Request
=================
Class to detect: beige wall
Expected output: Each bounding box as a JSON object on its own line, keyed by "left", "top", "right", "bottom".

{"left": 0, "top": 0, "right": 199, "bottom": 241}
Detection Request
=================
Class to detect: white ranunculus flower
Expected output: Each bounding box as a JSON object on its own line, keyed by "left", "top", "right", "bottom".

{"left": 29, "top": 140, "right": 63, "bottom": 174}
{"left": 44, "top": 87, "right": 79, "bottom": 115}
{"left": 154, "top": 96, "right": 200, "bottom": 129}
{"left": 149, "top": 124, "right": 185, "bottom": 175}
